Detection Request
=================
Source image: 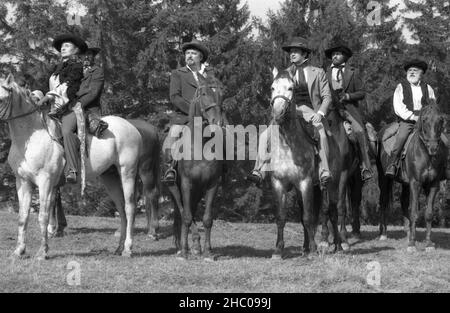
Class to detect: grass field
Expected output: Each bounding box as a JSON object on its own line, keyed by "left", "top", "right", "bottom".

{"left": 0, "top": 209, "right": 449, "bottom": 293}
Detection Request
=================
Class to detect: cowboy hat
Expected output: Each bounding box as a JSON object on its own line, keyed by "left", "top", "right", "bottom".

{"left": 324, "top": 43, "right": 353, "bottom": 59}
{"left": 282, "top": 37, "right": 312, "bottom": 53}
{"left": 52, "top": 34, "right": 88, "bottom": 54}
{"left": 181, "top": 39, "right": 209, "bottom": 62}
{"left": 404, "top": 59, "right": 428, "bottom": 73}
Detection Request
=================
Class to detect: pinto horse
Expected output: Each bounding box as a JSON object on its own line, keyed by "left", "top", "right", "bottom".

{"left": 167, "top": 74, "right": 225, "bottom": 260}
{"left": 0, "top": 74, "right": 145, "bottom": 259}
{"left": 267, "top": 68, "right": 342, "bottom": 258}
{"left": 377, "top": 104, "right": 448, "bottom": 252}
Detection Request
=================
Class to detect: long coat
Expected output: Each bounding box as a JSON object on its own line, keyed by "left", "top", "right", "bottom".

{"left": 46, "top": 58, "right": 84, "bottom": 107}
{"left": 326, "top": 64, "right": 365, "bottom": 124}
{"left": 286, "top": 64, "right": 332, "bottom": 116}
{"left": 75, "top": 65, "right": 104, "bottom": 110}
{"left": 169, "top": 66, "right": 217, "bottom": 124}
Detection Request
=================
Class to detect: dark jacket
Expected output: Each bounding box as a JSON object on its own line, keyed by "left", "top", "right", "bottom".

{"left": 326, "top": 64, "right": 365, "bottom": 108}
{"left": 76, "top": 65, "right": 104, "bottom": 110}
{"left": 48, "top": 58, "right": 84, "bottom": 105}
{"left": 169, "top": 65, "right": 217, "bottom": 124}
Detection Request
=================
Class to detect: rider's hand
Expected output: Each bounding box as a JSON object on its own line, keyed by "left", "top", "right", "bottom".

{"left": 310, "top": 113, "right": 323, "bottom": 123}
{"left": 37, "top": 96, "right": 50, "bottom": 107}
{"left": 340, "top": 93, "right": 350, "bottom": 102}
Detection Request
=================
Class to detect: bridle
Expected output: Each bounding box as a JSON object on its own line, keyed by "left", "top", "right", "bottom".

{"left": 270, "top": 94, "right": 293, "bottom": 120}
{"left": 0, "top": 85, "right": 38, "bottom": 122}
{"left": 417, "top": 109, "right": 442, "bottom": 148}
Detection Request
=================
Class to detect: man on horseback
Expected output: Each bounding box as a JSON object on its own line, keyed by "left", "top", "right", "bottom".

{"left": 385, "top": 59, "right": 436, "bottom": 177}
{"left": 248, "top": 37, "right": 332, "bottom": 186}
{"left": 76, "top": 46, "right": 108, "bottom": 138}
{"left": 162, "top": 39, "right": 220, "bottom": 184}
{"left": 324, "top": 43, "right": 373, "bottom": 182}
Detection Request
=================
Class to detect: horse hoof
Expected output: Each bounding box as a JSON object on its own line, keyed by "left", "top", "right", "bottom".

{"left": 407, "top": 246, "right": 417, "bottom": 253}
{"left": 114, "top": 248, "right": 123, "bottom": 256}
{"left": 36, "top": 253, "right": 49, "bottom": 261}
{"left": 203, "top": 255, "right": 216, "bottom": 262}
{"left": 341, "top": 243, "right": 350, "bottom": 252}
{"left": 191, "top": 249, "right": 201, "bottom": 256}
{"left": 176, "top": 254, "right": 188, "bottom": 261}
{"left": 379, "top": 235, "right": 388, "bottom": 241}
{"left": 271, "top": 254, "right": 283, "bottom": 260}
{"left": 12, "top": 248, "right": 27, "bottom": 259}
{"left": 121, "top": 250, "right": 132, "bottom": 258}
{"left": 114, "top": 230, "right": 121, "bottom": 238}
{"left": 425, "top": 246, "right": 436, "bottom": 253}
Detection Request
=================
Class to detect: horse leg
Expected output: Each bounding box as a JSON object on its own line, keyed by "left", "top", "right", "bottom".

{"left": 190, "top": 191, "right": 202, "bottom": 256}
{"left": 178, "top": 180, "right": 193, "bottom": 260}
{"left": 272, "top": 179, "right": 287, "bottom": 260}
{"left": 119, "top": 168, "right": 137, "bottom": 258}
{"left": 425, "top": 183, "right": 439, "bottom": 252}
{"left": 318, "top": 185, "right": 330, "bottom": 252}
{"left": 337, "top": 171, "right": 350, "bottom": 251}
{"left": 350, "top": 174, "right": 362, "bottom": 239}
{"left": 400, "top": 185, "right": 410, "bottom": 238}
{"left": 100, "top": 170, "right": 126, "bottom": 255}
{"left": 378, "top": 175, "right": 392, "bottom": 241}
{"left": 140, "top": 169, "right": 160, "bottom": 241}
{"left": 407, "top": 180, "right": 420, "bottom": 252}
{"left": 36, "top": 179, "right": 56, "bottom": 260}
{"left": 13, "top": 178, "right": 33, "bottom": 258}
{"left": 300, "top": 178, "right": 317, "bottom": 254}
{"left": 203, "top": 184, "right": 219, "bottom": 261}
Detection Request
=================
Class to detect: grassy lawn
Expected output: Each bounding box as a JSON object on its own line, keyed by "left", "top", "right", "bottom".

{"left": 0, "top": 210, "right": 449, "bottom": 293}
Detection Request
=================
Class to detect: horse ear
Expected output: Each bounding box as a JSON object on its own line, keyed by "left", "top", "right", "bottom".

{"left": 5, "top": 73, "right": 15, "bottom": 85}
{"left": 272, "top": 67, "right": 279, "bottom": 78}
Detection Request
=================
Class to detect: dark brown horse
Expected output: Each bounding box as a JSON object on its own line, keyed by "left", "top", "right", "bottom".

{"left": 327, "top": 108, "right": 366, "bottom": 250}
{"left": 267, "top": 68, "right": 342, "bottom": 258}
{"left": 167, "top": 74, "right": 225, "bottom": 261}
{"left": 377, "top": 104, "right": 448, "bottom": 251}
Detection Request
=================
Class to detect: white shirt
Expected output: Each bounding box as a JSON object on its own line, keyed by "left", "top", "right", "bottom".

{"left": 293, "top": 59, "right": 309, "bottom": 86}
{"left": 393, "top": 82, "right": 436, "bottom": 122}
{"left": 187, "top": 63, "right": 207, "bottom": 83}
{"left": 331, "top": 62, "right": 346, "bottom": 81}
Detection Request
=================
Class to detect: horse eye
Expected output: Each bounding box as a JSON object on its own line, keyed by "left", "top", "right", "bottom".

{"left": 288, "top": 87, "right": 293, "bottom": 91}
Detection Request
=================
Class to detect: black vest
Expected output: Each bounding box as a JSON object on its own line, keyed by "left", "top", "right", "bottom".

{"left": 293, "top": 69, "right": 312, "bottom": 108}
{"left": 400, "top": 80, "right": 430, "bottom": 113}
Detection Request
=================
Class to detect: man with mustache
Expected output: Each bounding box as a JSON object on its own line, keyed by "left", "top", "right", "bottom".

{"left": 385, "top": 59, "right": 437, "bottom": 177}
{"left": 324, "top": 43, "right": 373, "bottom": 182}
{"left": 162, "top": 39, "right": 221, "bottom": 184}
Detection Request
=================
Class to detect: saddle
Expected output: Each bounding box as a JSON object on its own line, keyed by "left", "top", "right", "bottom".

{"left": 381, "top": 122, "right": 414, "bottom": 158}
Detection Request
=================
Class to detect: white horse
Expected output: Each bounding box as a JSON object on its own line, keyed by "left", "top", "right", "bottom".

{"left": 0, "top": 74, "right": 142, "bottom": 259}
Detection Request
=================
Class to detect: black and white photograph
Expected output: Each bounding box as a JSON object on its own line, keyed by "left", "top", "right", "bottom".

{"left": 0, "top": 0, "right": 449, "bottom": 296}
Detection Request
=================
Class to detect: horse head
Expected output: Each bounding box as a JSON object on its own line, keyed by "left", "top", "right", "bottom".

{"left": 190, "top": 74, "right": 223, "bottom": 127}
{"left": 270, "top": 67, "right": 295, "bottom": 123}
{"left": 0, "top": 74, "right": 34, "bottom": 121}
{"left": 417, "top": 101, "right": 445, "bottom": 157}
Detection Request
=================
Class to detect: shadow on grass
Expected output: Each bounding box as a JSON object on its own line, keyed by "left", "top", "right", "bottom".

{"left": 352, "top": 229, "right": 450, "bottom": 250}
{"left": 350, "top": 246, "right": 396, "bottom": 255}
{"left": 67, "top": 225, "right": 173, "bottom": 239}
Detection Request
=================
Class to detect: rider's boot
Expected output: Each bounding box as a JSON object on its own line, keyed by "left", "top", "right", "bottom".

{"left": 385, "top": 155, "right": 399, "bottom": 178}
{"left": 65, "top": 169, "right": 77, "bottom": 184}
{"left": 162, "top": 160, "right": 177, "bottom": 185}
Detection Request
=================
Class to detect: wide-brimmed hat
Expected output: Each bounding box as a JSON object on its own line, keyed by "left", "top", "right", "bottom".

{"left": 85, "top": 47, "right": 101, "bottom": 56}
{"left": 324, "top": 44, "right": 353, "bottom": 59}
{"left": 181, "top": 39, "right": 209, "bottom": 62}
{"left": 53, "top": 34, "right": 88, "bottom": 54}
{"left": 404, "top": 59, "right": 428, "bottom": 73}
{"left": 282, "top": 37, "right": 312, "bottom": 53}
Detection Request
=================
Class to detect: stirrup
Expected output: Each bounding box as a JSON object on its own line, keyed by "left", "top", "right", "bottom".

{"left": 361, "top": 168, "right": 373, "bottom": 182}
{"left": 162, "top": 168, "right": 177, "bottom": 185}
{"left": 247, "top": 170, "right": 264, "bottom": 186}
{"left": 65, "top": 170, "right": 77, "bottom": 184}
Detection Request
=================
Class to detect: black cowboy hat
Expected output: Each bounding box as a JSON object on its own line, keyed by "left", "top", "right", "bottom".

{"left": 324, "top": 44, "right": 353, "bottom": 59}
{"left": 182, "top": 39, "right": 209, "bottom": 62}
{"left": 404, "top": 59, "right": 428, "bottom": 73}
{"left": 85, "top": 47, "right": 101, "bottom": 56}
{"left": 282, "top": 37, "right": 312, "bottom": 53}
{"left": 53, "top": 34, "right": 88, "bottom": 54}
